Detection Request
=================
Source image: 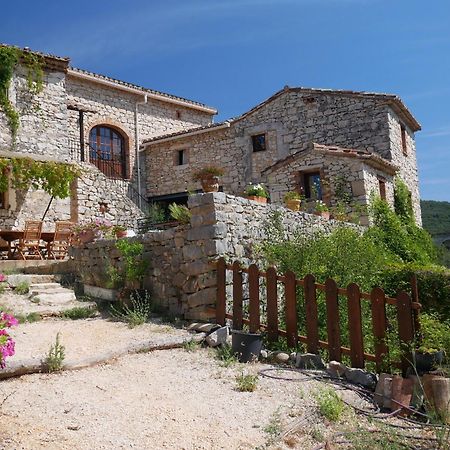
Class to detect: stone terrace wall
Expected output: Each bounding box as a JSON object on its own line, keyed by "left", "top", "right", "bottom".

{"left": 71, "top": 193, "right": 362, "bottom": 321}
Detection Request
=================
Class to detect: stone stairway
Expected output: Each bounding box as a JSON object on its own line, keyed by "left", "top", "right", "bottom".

{"left": 3, "top": 274, "right": 97, "bottom": 318}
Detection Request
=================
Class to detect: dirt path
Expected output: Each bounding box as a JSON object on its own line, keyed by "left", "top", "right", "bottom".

{"left": 0, "top": 349, "right": 304, "bottom": 450}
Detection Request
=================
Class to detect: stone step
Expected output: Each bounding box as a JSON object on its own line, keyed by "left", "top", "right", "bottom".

{"left": 30, "top": 291, "right": 78, "bottom": 305}
{"left": 29, "top": 282, "right": 64, "bottom": 290}
{"left": 30, "top": 287, "right": 75, "bottom": 296}
{"left": 7, "top": 274, "right": 60, "bottom": 287}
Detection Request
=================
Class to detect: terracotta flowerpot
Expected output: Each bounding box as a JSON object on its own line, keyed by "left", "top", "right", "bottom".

{"left": 246, "top": 195, "right": 267, "bottom": 204}
{"left": 200, "top": 176, "right": 219, "bottom": 193}
{"left": 286, "top": 199, "right": 301, "bottom": 211}
{"left": 76, "top": 229, "right": 99, "bottom": 245}
{"left": 115, "top": 230, "right": 127, "bottom": 238}
{"left": 391, "top": 375, "right": 414, "bottom": 416}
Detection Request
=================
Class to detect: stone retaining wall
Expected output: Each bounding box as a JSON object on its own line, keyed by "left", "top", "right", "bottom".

{"left": 71, "top": 193, "right": 362, "bottom": 320}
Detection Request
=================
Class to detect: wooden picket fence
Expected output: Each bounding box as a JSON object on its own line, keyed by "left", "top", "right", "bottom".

{"left": 215, "top": 258, "right": 421, "bottom": 373}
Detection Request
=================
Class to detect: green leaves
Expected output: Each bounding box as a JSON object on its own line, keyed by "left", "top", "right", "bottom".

{"left": 0, "top": 46, "right": 44, "bottom": 140}
{"left": 0, "top": 157, "right": 82, "bottom": 198}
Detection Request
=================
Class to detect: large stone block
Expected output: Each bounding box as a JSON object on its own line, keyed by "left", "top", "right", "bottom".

{"left": 187, "top": 287, "right": 217, "bottom": 307}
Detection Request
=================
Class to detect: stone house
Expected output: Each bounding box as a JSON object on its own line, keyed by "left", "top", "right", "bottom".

{"left": 142, "top": 87, "right": 422, "bottom": 224}
{"left": 0, "top": 44, "right": 422, "bottom": 232}
{"left": 0, "top": 45, "right": 216, "bottom": 230}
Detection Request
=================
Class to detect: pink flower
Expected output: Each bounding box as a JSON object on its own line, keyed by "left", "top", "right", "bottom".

{"left": 0, "top": 312, "right": 18, "bottom": 327}
{"left": 0, "top": 273, "right": 6, "bottom": 283}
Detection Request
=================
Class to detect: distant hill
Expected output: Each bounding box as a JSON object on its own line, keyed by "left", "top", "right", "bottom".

{"left": 421, "top": 200, "right": 450, "bottom": 236}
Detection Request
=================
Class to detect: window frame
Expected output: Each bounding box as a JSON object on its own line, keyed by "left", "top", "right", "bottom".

{"left": 378, "top": 178, "right": 387, "bottom": 200}
{"left": 400, "top": 123, "right": 408, "bottom": 156}
{"left": 174, "top": 149, "right": 188, "bottom": 166}
{"left": 251, "top": 133, "right": 267, "bottom": 152}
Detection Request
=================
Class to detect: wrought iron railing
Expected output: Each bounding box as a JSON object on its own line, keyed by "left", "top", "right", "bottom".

{"left": 68, "top": 139, "right": 149, "bottom": 213}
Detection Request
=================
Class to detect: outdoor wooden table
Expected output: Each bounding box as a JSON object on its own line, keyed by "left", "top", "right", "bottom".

{"left": 0, "top": 230, "right": 55, "bottom": 259}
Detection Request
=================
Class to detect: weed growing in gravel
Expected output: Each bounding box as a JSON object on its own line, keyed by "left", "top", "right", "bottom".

{"left": 44, "top": 333, "right": 65, "bottom": 372}
{"left": 215, "top": 344, "right": 237, "bottom": 367}
{"left": 314, "top": 386, "right": 345, "bottom": 422}
{"left": 235, "top": 372, "right": 258, "bottom": 392}
{"left": 182, "top": 340, "right": 199, "bottom": 352}
{"left": 62, "top": 307, "right": 96, "bottom": 320}
{"left": 15, "top": 312, "right": 41, "bottom": 323}
{"left": 263, "top": 409, "right": 283, "bottom": 445}
{"left": 14, "top": 281, "right": 29, "bottom": 295}
{"left": 110, "top": 290, "right": 152, "bottom": 328}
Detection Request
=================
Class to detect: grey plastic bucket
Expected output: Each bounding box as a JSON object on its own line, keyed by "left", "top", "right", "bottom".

{"left": 231, "top": 330, "right": 263, "bottom": 363}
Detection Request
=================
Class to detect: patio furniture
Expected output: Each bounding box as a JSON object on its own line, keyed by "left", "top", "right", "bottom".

{"left": 0, "top": 230, "right": 56, "bottom": 259}
{"left": 14, "top": 220, "right": 44, "bottom": 260}
{"left": 47, "top": 221, "right": 73, "bottom": 259}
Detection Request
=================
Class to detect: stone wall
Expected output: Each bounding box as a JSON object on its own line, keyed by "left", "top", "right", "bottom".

{"left": 73, "top": 163, "right": 145, "bottom": 229}
{"left": 71, "top": 192, "right": 361, "bottom": 321}
{"left": 387, "top": 111, "right": 422, "bottom": 225}
{"left": 0, "top": 64, "right": 69, "bottom": 159}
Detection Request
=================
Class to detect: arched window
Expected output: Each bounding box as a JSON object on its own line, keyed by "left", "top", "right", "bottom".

{"left": 89, "top": 125, "right": 128, "bottom": 179}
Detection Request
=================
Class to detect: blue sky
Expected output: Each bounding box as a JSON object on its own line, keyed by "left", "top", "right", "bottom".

{"left": 2, "top": 0, "right": 450, "bottom": 201}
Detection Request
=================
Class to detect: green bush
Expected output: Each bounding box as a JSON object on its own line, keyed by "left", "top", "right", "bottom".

{"left": 169, "top": 203, "right": 191, "bottom": 224}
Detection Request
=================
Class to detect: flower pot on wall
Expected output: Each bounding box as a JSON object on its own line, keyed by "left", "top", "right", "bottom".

{"left": 286, "top": 199, "right": 301, "bottom": 211}
{"left": 246, "top": 196, "right": 267, "bottom": 204}
{"left": 200, "top": 175, "right": 220, "bottom": 193}
{"left": 115, "top": 230, "right": 128, "bottom": 239}
{"left": 314, "top": 211, "right": 330, "bottom": 220}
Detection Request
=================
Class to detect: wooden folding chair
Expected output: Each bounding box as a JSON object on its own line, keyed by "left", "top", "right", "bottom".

{"left": 47, "top": 221, "right": 73, "bottom": 260}
{"left": 15, "top": 220, "right": 44, "bottom": 260}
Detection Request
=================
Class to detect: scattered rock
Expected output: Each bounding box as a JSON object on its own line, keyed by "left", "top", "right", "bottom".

{"left": 260, "top": 350, "right": 268, "bottom": 359}
{"left": 327, "top": 361, "right": 347, "bottom": 378}
{"left": 295, "top": 353, "right": 325, "bottom": 370}
{"left": 344, "top": 368, "right": 377, "bottom": 390}
{"left": 186, "top": 323, "right": 220, "bottom": 333}
{"left": 205, "top": 326, "right": 229, "bottom": 347}
{"left": 191, "top": 333, "right": 207, "bottom": 343}
{"left": 274, "top": 352, "right": 290, "bottom": 364}
{"left": 289, "top": 352, "right": 296, "bottom": 362}
{"left": 197, "top": 323, "right": 220, "bottom": 333}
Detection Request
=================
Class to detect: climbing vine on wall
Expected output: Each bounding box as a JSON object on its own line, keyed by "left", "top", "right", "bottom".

{"left": 0, "top": 46, "right": 44, "bottom": 141}
{"left": 0, "top": 157, "right": 82, "bottom": 199}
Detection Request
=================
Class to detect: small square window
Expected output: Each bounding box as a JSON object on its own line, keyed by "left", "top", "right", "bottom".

{"left": 176, "top": 149, "right": 187, "bottom": 166}
{"left": 252, "top": 134, "right": 266, "bottom": 152}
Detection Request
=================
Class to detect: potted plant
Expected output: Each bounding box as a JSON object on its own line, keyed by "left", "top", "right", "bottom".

{"left": 314, "top": 200, "right": 330, "bottom": 219}
{"left": 244, "top": 183, "right": 269, "bottom": 204}
{"left": 413, "top": 315, "right": 447, "bottom": 372}
{"left": 192, "top": 166, "right": 224, "bottom": 193}
{"left": 113, "top": 225, "right": 127, "bottom": 239}
{"left": 284, "top": 191, "right": 302, "bottom": 211}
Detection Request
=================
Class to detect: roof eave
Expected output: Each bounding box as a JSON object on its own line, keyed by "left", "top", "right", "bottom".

{"left": 67, "top": 68, "right": 217, "bottom": 115}
{"left": 141, "top": 122, "right": 231, "bottom": 148}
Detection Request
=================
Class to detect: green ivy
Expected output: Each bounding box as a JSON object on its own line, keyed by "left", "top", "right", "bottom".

{"left": 0, "top": 157, "right": 82, "bottom": 199}
{"left": 0, "top": 46, "right": 44, "bottom": 141}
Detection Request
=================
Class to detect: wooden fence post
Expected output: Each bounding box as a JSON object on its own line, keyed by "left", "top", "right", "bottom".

{"left": 397, "top": 291, "right": 415, "bottom": 376}
{"left": 371, "top": 287, "right": 388, "bottom": 372}
{"left": 304, "top": 274, "right": 319, "bottom": 354}
{"left": 248, "top": 264, "right": 260, "bottom": 333}
{"left": 325, "top": 278, "right": 341, "bottom": 362}
{"left": 216, "top": 258, "right": 226, "bottom": 326}
{"left": 266, "top": 267, "right": 278, "bottom": 343}
{"left": 285, "top": 270, "right": 298, "bottom": 348}
{"left": 232, "top": 261, "right": 243, "bottom": 331}
{"left": 347, "top": 283, "right": 365, "bottom": 368}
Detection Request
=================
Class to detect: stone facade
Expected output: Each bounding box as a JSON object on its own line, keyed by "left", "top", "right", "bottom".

{"left": 143, "top": 88, "right": 422, "bottom": 224}
{"left": 0, "top": 47, "right": 215, "bottom": 230}
{"left": 71, "top": 193, "right": 362, "bottom": 320}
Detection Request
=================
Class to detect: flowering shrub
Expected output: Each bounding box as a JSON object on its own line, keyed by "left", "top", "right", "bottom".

{"left": 314, "top": 200, "right": 329, "bottom": 212}
{"left": 0, "top": 311, "right": 18, "bottom": 368}
{"left": 245, "top": 183, "right": 269, "bottom": 198}
{"left": 71, "top": 218, "right": 120, "bottom": 245}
